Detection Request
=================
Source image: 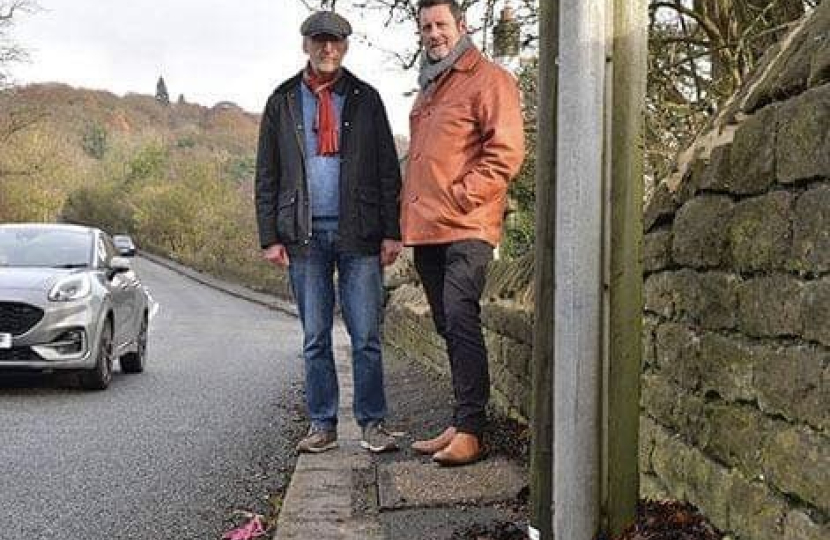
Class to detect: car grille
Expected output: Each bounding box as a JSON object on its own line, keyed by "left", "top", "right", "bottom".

{"left": 0, "top": 302, "right": 45, "bottom": 335}
{"left": 0, "top": 347, "right": 42, "bottom": 362}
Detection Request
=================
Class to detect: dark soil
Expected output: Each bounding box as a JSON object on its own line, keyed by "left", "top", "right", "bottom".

{"left": 614, "top": 500, "right": 723, "bottom": 540}
{"left": 450, "top": 520, "right": 529, "bottom": 540}
{"left": 449, "top": 499, "right": 723, "bottom": 540}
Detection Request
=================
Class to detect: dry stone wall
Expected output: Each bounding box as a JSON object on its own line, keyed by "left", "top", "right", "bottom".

{"left": 641, "top": 5, "right": 829, "bottom": 538}
{"left": 383, "top": 252, "right": 534, "bottom": 423}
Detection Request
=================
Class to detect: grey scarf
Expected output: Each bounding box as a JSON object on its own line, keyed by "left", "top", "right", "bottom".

{"left": 417, "top": 35, "right": 474, "bottom": 90}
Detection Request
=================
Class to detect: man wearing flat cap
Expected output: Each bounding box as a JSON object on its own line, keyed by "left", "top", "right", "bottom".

{"left": 255, "top": 11, "right": 403, "bottom": 454}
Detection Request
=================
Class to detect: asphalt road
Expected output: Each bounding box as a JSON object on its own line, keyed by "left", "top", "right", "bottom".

{"left": 0, "top": 257, "right": 306, "bottom": 539}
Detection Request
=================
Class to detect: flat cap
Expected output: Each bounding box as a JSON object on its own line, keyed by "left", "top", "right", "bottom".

{"left": 300, "top": 11, "right": 352, "bottom": 39}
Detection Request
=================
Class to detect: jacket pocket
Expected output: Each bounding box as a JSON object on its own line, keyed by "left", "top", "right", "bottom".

{"left": 276, "top": 191, "right": 299, "bottom": 244}
{"left": 357, "top": 190, "right": 382, "bottom": 241}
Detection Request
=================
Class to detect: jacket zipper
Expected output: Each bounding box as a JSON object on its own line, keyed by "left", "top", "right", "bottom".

{"left": 287, "top": 89, "right": 312, "bottom": 244}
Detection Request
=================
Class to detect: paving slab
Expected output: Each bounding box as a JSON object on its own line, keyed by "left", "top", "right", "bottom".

{"left": 377, "top": 458, "right": 527, "bottom": 509}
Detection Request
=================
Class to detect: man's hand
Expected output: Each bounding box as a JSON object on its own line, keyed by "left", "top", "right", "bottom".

{"left": 380, "top": 239, "right": 403, "bottom": 267}
{"left": 263, "top": 243, "right": 289, "bottom": 267}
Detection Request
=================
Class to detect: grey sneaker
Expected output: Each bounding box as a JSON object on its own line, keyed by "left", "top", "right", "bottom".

{"left": 360, "top": 422, "right": 399, "bottom": 453}
{"left": 296, "top": 428, "right": 338, "bottom": 454}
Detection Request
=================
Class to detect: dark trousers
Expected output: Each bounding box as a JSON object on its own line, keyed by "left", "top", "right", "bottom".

{"left": 413, "top": 240, "right": 493, "bottom": 436}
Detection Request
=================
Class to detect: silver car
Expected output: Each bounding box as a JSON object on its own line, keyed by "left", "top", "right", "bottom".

{"left": 0, "top": 223, "right": 149, "bottom": 389}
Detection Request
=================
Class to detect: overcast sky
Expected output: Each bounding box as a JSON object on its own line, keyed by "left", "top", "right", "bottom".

{"left": 11, "top": 0, "right": 419, "bottom": 134}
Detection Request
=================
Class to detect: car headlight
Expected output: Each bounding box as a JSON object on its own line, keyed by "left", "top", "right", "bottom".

{"left": 48, "top": 274, "right": 91, "bottom": 302}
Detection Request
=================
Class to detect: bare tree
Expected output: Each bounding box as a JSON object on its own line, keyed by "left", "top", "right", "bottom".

{"left": 297, "top": 0, "right": 538, "bottom": 69}
{"left": 0, "top": 0, "right": 38, "bottom": 88}
{"left": 646, "top": 0, "right": 809, "bottom": 181}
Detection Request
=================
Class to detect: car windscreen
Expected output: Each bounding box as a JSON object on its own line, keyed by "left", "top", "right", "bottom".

{"left": 0, "top": 228, "right": 93, "bottom": 268}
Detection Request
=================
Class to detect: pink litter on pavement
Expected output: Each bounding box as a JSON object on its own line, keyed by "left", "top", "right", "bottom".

{"left": 222, "top": 514, "right": 266, "bottom": 540}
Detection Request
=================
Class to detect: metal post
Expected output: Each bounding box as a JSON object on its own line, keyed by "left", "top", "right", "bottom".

{"left": 553, "top": 1, "right": 608, "bottom": 539}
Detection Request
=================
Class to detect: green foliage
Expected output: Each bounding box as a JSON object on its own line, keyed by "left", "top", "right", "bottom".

{"left": 226, "top": 155, "right": 256, "bottom": 183}
{"left": 175, "top": 135, "right": 196, "bottom": 149}
{"left": 125, "top": 142, "right": 167, "bottom": 184}
{"left": 502, "top": 210, "right": 535, "bottom": 260}
{"left": 62, "top": 181, "right": 135, "bottom": 232}
{"left": 81, "top": 122, "right": 108, "bottom": 159}
{"left": 502, "top": 59, "right": 538, "bottom": 260}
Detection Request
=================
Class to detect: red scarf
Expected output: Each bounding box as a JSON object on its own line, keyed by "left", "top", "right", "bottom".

{"left": 303, "top": 66, "right": 341, "bottom": 156}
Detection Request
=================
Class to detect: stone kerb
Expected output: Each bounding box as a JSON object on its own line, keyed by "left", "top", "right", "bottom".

{"left": 640, "top": 4, "right": 830, "bottom": 537}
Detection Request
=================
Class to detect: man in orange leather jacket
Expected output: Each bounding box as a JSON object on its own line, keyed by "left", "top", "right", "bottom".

{"left": 401, "top": 0, "right": 525, "bottom": 466}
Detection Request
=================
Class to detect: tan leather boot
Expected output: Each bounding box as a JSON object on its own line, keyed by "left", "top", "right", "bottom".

{"left": 411, "top": 426, "right": 457, "bottom": 455}
{"left": 432, "top": 432, "right": 483, "bottom": 466}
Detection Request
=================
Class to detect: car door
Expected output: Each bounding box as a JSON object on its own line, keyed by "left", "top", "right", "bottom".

{"left": 98, "top": 235, "right": 134, "bottom": 349}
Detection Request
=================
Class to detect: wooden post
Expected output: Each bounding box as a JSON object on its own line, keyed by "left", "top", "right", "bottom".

{"left": 528, "top": 0, "right": 558, "bottom": 538}
{"left": 604, "top": 0, "right": 648, "bottom": 535}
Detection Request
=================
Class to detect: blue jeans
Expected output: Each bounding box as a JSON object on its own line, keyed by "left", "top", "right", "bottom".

{"left": 288, "top": 230, "right": 387, "bottom": 431}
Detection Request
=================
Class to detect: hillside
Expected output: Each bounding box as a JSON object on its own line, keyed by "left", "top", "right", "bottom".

{"left": 0, "top": 82, "right": 292, "bottom": 296}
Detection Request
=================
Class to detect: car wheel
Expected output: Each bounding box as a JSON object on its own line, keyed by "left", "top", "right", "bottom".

{"left": 120, "top": 316, "right": 147, "bottom": 374}
{"left": 80, "top": 321, "right": 114, "bottom": 390}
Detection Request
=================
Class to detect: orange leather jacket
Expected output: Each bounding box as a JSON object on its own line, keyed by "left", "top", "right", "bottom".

{"left": 401, "top": 47, "right": 525, "bottom": 247}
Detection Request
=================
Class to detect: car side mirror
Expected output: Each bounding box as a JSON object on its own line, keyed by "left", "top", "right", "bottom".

{"left": 110, "top": 256, "right": 132, "bottom": 274}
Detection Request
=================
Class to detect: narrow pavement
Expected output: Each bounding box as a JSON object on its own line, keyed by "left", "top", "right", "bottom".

{"left": 142, "top": 253, "right": 531, "bottom": 539}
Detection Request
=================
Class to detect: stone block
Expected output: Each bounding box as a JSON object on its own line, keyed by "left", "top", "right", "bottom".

{"left": 493, "top": 367, "right": 529, "bottom": 420}
{"left": 803, "top": 278, "right": 830, "bottom": 347}
{"left": 729, "top": 191, "right": 793, "bottom": 272}
{"left": 654, "top": 323, "right": 701, "bottom": 389}
{"left": 482, "top": 301, "right": 532, "bottom": 344}
{"left": 649, "top": 426, "right": 734, "bottom": 530}
{"left": 792, "top": 185, "right": 830, "bottom": 275}
{"left": 703, "top": 404, "right": 770, "bottom": 478}
{"left": 784, "top": 510, "right": 830, "bottom": 540}
{"left": 754, "top": 344, "right": 829, "bottom": 431}
{"left": 650, "top": 427, "right": 696, "bottom": 500}
{"left": 678, "top": 271, "right": 739, "bottom": 330}
{"left": 697, "top": 333, "right": 755, "bottom": 402}
{"left": 697, "top": 144, "right": 734, "bottom": 192}
{"left": 502, "top": 337, "right": 531, "bottom": 379}
{"left": 640, "top": 374, "right": 677, "bottom": 428}
{"left": 729, "top": 105, "right": 778, "bottom": 194}
{"left": 642, "top": 375, "right": 708, "bottom": 443}
{"left": 644, "top": 228, "right": 672, "bottom": 274}
{"left": 644, "top": 182, "right": 679, "bottom": 232}
{"left": 777, "top": 85, "right": 830, "bottom": 183}
{"left": 763, "top": 426, "right": 830, "bottom": 511}
{"left": 672, "top": 195, "right": 734, "bottom": 268}
{"left": 726, "top": 474, "right": 788, "bottom": 540}
{"left": 646, "top": 270, "right": 738, "bottom": 330}
{"left": 638, "top": 417, "right": 659, "bottom": 474}
{"left": 639, "top": 473, "right": 669, "bottom": 501}
{"left": 737, "top": 274, "right": 804, "bottom": 337}
{"left": 644, "top": 271, "right": 681, "bottom": 319}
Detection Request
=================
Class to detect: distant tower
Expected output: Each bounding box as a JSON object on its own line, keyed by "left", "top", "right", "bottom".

{"left": 492, "top": 1, "right": 521, "bottom": 72}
